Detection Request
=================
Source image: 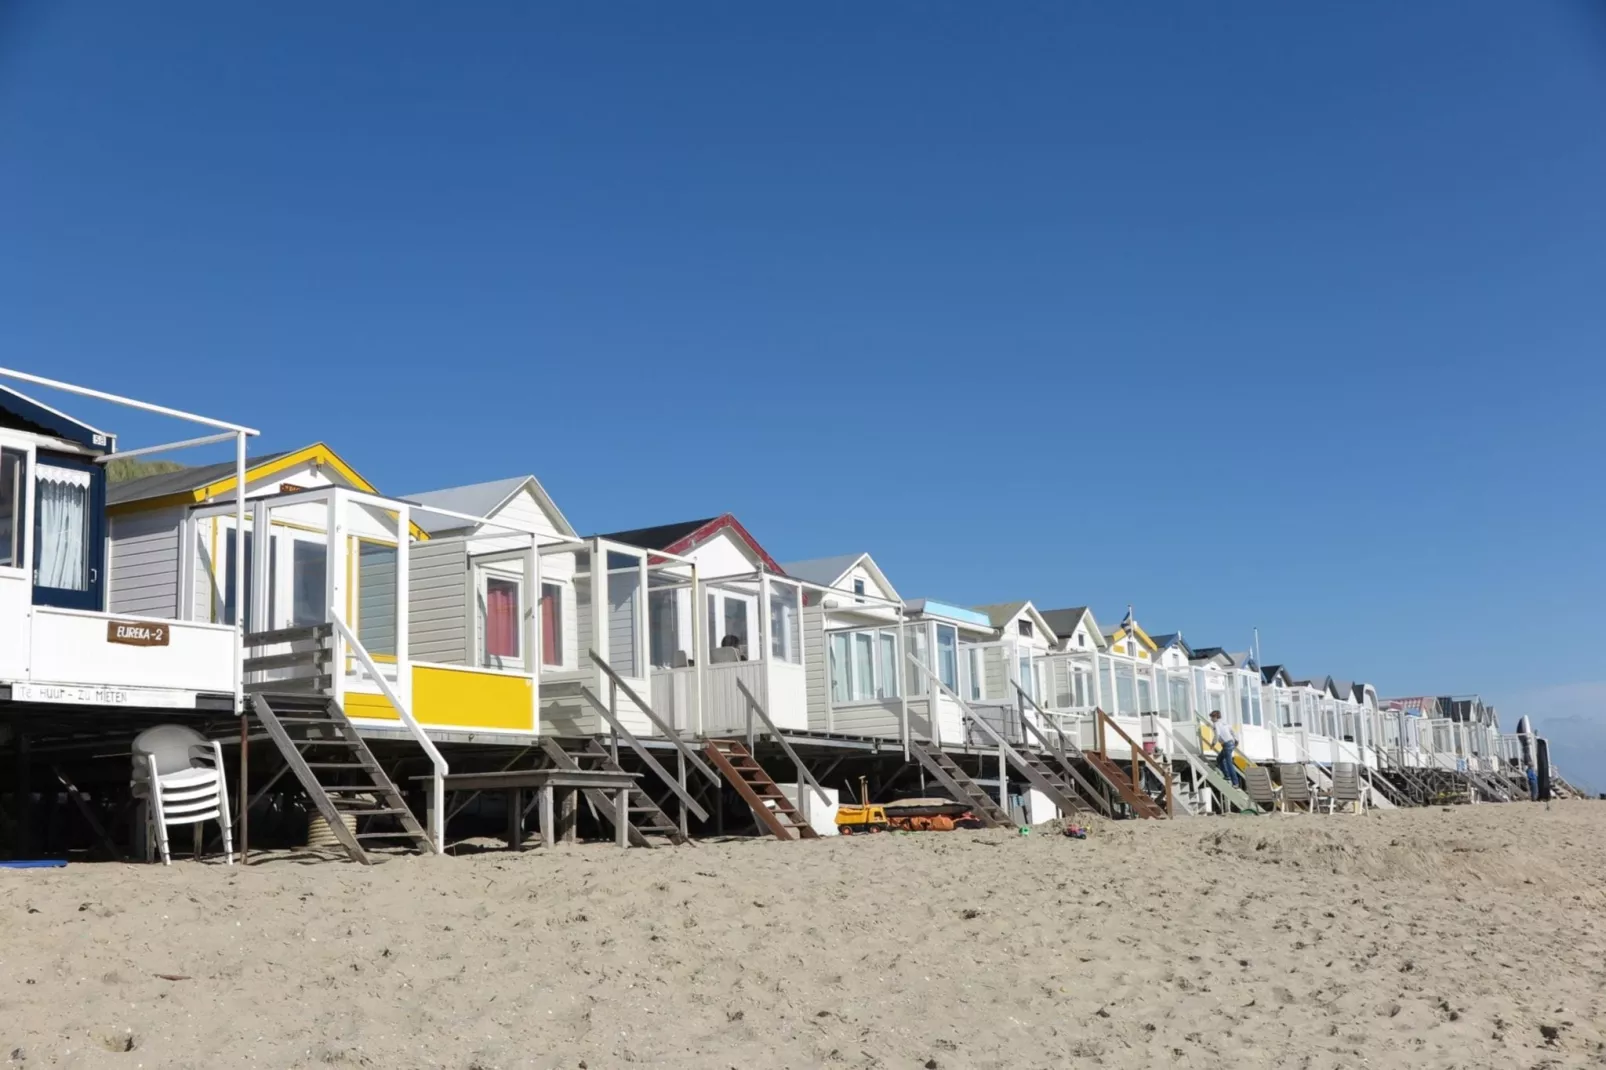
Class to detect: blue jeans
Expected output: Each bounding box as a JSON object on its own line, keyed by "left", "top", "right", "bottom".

{"left": 1217, "top": 742, "right": 1242, "bottom": 789}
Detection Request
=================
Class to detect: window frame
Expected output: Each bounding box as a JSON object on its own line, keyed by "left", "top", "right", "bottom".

{"left": 476, "top": 564, "right": 525, "bottom": 670}
{"left": 0, "top": 437, "right": 35, "bottom": 578}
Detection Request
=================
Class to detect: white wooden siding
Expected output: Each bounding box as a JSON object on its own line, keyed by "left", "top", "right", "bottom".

{"left": 108, "top": 507, "right": 182, "bottom": 618}
{"left": 803, "top": 605, "right": 827, "bottom": 728}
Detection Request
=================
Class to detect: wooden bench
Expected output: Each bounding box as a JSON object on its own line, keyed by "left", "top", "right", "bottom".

{"left": 417, "top": 768, "right": 641, "bottom": 850}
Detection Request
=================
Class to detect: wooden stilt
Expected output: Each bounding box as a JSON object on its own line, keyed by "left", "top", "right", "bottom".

{"left": 238, "top": 712, "right": 250, "bottom": 863}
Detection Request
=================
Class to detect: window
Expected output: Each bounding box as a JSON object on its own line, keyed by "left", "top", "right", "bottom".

{"left": 1137, "top": 674, "right": 1153, "bottom": 714}
{"left": 905, "top": 626, "right": 930, "bottom": 696}
{"left": 1018, "top": 619, "right": 1033, "bottom": 638}
{"left": 649, "top": 589, "right": 679, "bottom": 668}
{"left": 936, "top": 624, "right": 958, "bottom": 692}
{"left": 223, "top": 530, "right": 278, "bottom": 628}
{"left": 829, "top": 633, "right": 850, "bottom": 703}
{"left": 291, "top": 539, "right": 328, "bottom": 626}
{"left": 852, "top": 578, "right": 866, "bottom": 603}
{"left": 769, "top": 582, "right": 802, "bottom": 664}
{"left": 723, "top": 597, "right": 749, "bottom": 649}
{"left": 1098, "top": 658, "right": 1114, "bottom": 713}
{"left": 968, "top": 646, "right": 985, "bottom": 702}
{"left": 1169, "top": 676, "right": 1191, "bottom": 723}
{"left": 1076, "top": 632, "right": 1085, "bottom": 648}
{"left": 0, "top": 447, "right": 24, "bottom": 568}
{"left": 1115, "top": 664, "right": 1136, "bottom": 715}
{"left": 540, "top": 582, "right": 563, "bottom": 666}
{"left": 35, "top": 463, "right": 91, "bottom": 593}
{"left": 880, "top": 632, "right": 901, "bottom": 698}
{"left": 1239, "top": 681, "right": 1251, "bottom": 725}
{"left": 356, "top": 542, "right": 398, "bottom": 657}
{"left": 852, "top": 632, "right": 875, "bottom": 701}
{"left": 482, "top": 575, "right": 521, "bottom": 664}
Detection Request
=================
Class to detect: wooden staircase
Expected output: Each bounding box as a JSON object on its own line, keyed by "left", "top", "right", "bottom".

{"left": 1010, "top": 749, "right": 1099, "bottom": 818}
{"left": 908, "top": 742, "right": 1014, "bottom": 828}
{"left": 540, "top": 738, "right": 688, "bottom": 847}
{"left": 703, "top": 739, "right": 819, "bottom": 841}
{"left": 249, "top": 692, "right": 433, "bottom": 864}
{"left": 1084, "top": 750, "right": 1167, "bottom": 819}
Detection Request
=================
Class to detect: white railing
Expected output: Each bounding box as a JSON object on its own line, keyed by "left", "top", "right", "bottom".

{"left": 331, "top": 614, "right": 448, "bottom": 853}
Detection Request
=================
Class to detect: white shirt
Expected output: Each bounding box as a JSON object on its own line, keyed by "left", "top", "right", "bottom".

{"left": 1212, "top": 720, "right": 1238, "bottom": 746}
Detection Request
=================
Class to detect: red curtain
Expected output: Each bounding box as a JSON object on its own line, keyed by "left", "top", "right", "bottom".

{"left": 540, "top": 586, "right": 560, "bottom": 666}
{"left": 486, "top": 582, "right": 518, "bottom": 659}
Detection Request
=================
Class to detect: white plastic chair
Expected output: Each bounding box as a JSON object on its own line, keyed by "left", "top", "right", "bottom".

{"left": 132, "top": 727, "right": 233, "bottom": 866}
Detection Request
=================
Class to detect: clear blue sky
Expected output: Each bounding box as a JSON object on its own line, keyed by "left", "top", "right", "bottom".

{"left": 3, "top": 3, "right": 1604, "bottom": 783}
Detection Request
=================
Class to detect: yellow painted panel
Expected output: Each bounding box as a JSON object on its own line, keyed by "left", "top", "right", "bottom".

{"left": 346, "top": 691, "right": 400, "bottom": 722}
{"left": 414, "top": 665, "right": 535, "bottom": 731}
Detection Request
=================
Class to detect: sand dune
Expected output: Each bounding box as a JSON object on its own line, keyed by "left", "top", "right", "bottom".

{"left": 3, "top": 802, "right": 1603, "bottom": 1069}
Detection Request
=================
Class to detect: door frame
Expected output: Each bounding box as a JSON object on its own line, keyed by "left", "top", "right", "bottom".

{"left": 31, "top": 451, "right": 105, "bottom": 611}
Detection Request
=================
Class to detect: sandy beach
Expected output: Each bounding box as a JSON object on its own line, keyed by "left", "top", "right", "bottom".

{"left": 3, "top": 802, "right": 1603, "bottom": 1070}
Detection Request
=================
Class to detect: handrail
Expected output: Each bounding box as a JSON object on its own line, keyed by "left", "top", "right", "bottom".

{"left": 1092, "top": 708, "right": 1175, "bottom": 816}
{"left": 736, "top": 679, "right": 831, "bottom": 810}
{"left": 580, "top": 685, "right": 710, "bottom": 821}
{"left": 331, "top": 614, "right": 447, "bottom": 854}
{"left": 588, "top": 651, "right": 721, "bottom": 787}
{"left": 1011, "top": 685, "right": 1115, "bottom": 819}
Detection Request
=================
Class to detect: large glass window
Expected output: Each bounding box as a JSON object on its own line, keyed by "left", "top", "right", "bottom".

{"left": 724, "top": 598, "right": 750, "bottom": 649}
{"left": 829, "top": 633, "right": 850, "bottom": 703}
{"left": 880, "top": 632, "right": 901, "bottom": 699}
{"left": 852, "top": 632, "right": 875, "bottom": 701}
{"left": 1137, "top": 674, "right": 1153, "bottom": 714}
{"left": 1098, "top": 657, "right": 1114, "bottom": 713}
{"left": 1115, "top": 664, "right": 1136, "bottom": 715}
{"left": 649, "top": 589, "right": 679, "bottom": 668}
{"left": 968, "top": 646, "right": 986, "bottom": 702}
{"left": 905, "top": 626, "right": 930, "bottom": 696}
{"left": 769, "top": 581, "right": 801, "bottom": 664}
{"left": 1018, "top": 654, "right": 1033, "bottom": 700}
{"left": 223, "top": 529, "right": 278, "bottom": 628}
{"left": 1169, "top": 676, "right": 1191, "bottom": 723}
{"left": 0, "top": 447, "right": 25, "bottom": 569}
{"left": 936, "top": 625, "right": 958, "bottom": 692}
{"left": 1238, "top": 678, "right": 1252, "bottom": 725}
{"left": 291, "top": 539, "right": 328, "bottom": 626}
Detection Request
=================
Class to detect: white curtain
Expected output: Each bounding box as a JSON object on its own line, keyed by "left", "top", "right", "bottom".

{"left": 36, "top": 464, "right": 90, "bottom": 591}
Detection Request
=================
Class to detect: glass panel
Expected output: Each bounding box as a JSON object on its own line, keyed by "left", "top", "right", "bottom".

{"left": 607, "top": 552, "right": 642, "bottom": 676}
{"left": 540, "top": 582, "right": 562, "bottom": 666}
{"left": 292, "top": 539, "right": 327, "bottom": 626}
{"left": 1239, "top": 679, "right": 1251, "bottom": 724}
{"left": 482, "top": 576, "right": 521, "bottom": 663}
{"left": 1115, "top": 664, "right": 1136, "bottom": 715}
{"left": 0, "top": 448, "right": 24, "bottom": 568}
{"left": 35, "top": 464, "right": 90, "bottom": 591}
{"left": 852, "top": 632, "right": 875, "bottom": 701}
{"left": 829, "top": 633, "right": 850, "bottom": 703}
{"left": 224, "top": 530, "right": 278, "bottom": 628}
{"left": 769, "top": 582, "right": 801, "bottom": 664}
{"left": 1170, "top": 677, "right": 1190, "bottom": 722}
{"left": 880, "top": 632, "right": 901, "bottom": 698}
{"left": 1137, "top": 674, "right": 1153, "bottom": 713}
{"left": 1098, "top": 657, "right": 1114, "bottom": 712}
{"left": 706, "top": 592, "right": 717, "bottom": 656}
{"left": 1018, "top": 654, "right": 1032, "bottom": 699}
{"left": 937, "top": 625, "right": 958, "bottom": 692}
{"left": 723, "top": 597, "right": 750, "bottom": 651}
{"left": 905, "top": 626, "right": 930, "bottom": 696}
{"left": 649, "top": 589, "right": 679, "bottom": 668}
{"left": 356, "top": 542, "right": 398, "bottom": 657}
{"left": 969, "top": 647, "right": 985, "bottom": 701}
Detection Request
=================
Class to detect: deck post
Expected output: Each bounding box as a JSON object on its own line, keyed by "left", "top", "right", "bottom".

{"left": 539, "top": 785, "right": 555, "bottom": 849}
{"left": 676, "top": 750, "right": 688, "bottom": 839}
{"left": 997, "top": 742, "right": 1008, "bottom": 812}
{"left": 237, "top": 712, "right": 249, "bottom": 863}
{"left": 615, "top": 787, "right": 629, "bottom": 848}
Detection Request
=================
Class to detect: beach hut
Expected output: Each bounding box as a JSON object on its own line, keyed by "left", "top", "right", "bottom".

{"left": 1037, "top": 606, "right": 1105, "bottom": 732}
{"left": 588, "top": 514, "right": 808, "bottom": 736}
{"left": 0, "top": 382, "right": 244, "bottom": 720}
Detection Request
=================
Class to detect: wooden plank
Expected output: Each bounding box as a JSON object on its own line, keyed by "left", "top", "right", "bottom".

{"left": 703, "top": 740, "right": 798, "bottom": 841}
{"left": 244, "top": 675, "right": 331, "bottom": 695}
{"left": 250, "top": 695, "right": 371, "bottom": 864}
{"left": 245, "top": 623, "right": 332, "bottom": 647}
{"left": 243, "top": 649, "right": 331, "bottom": 673}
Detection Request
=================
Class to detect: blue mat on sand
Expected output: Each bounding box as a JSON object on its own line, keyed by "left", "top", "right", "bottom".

{"left": 1, "top": 860, "right": 68, "bottom": 869}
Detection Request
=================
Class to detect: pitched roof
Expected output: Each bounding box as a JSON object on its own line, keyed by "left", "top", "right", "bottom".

{"left": 972, "top": 601, "right": 1028, "bottom": 629}
{"left": 594, "top": 514, "right": 784, "bottom": 574}
{"left": 1147, "top": 632, "right": 1192, "bottom": 655}
{"left": 1040, "top": 607, "right": 1090, "bottom": 637}
{"left": 408, "top": 475, "right": 577, "bottom": 538}
{"left": 0, "top": 384, "right": 115, "bottom": 453}
{"left": 780, "top": 553, "right": 867, "bottom": 588}
{"left": 108, "top": 450, "right": 292, "bottom": 506}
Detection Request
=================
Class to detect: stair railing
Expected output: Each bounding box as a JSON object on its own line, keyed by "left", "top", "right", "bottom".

{"left": 1092, "top": 707, "right": 1175, "bottom": 817}
{"left": 737, "top": 678, "right": 831, "bottom": 821}
{"left": 589, "top": 651, "right": 722, "bottom": 788}
{"left": 1011, "top": 684, "right": 1117, "bottom": 818}
{"left": 330, "top": 614, "right": 447, "bottom": 853}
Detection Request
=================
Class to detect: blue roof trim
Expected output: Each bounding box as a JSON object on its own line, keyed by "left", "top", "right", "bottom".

{"left": 0, "top": 385, "right": 114, "bottom": 453}
{"left": 909, "top": 599, "right": 991, "bottom": 627}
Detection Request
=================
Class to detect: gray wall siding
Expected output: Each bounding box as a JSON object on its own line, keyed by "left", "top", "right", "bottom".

{"left": 409, "top": 539, "right": 468, "bottom": 664}
{"left": 985, "top": 646, "right": 1008, "bottom": 703}
{"left": 607, "top": 570, "right": 640, "bottom": 677}
{"left": 803, "top": 605, "right": 827, "bottom": 730}
{"left": 108, "top": 508, "right": 183, "bottom": 618}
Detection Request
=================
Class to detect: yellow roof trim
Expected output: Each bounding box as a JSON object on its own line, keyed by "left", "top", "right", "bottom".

{"left": 1110, "top": 623, "right": 1159, "bottom": 653}
{"left": 109, "top": 442, "right": 428, "bottom": 540}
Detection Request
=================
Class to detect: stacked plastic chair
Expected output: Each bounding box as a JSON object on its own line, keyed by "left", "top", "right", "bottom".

{"left": 131, "top": 725, "right": 233, "bottom": 866}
